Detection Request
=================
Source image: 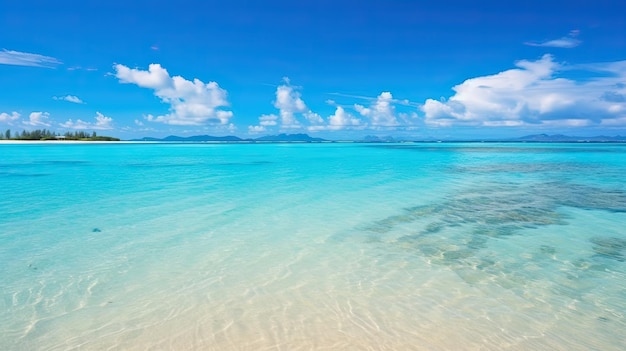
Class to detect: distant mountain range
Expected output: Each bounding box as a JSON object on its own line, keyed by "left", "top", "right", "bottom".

{"left": 133, "top": 133, "right": 326, "bottom": 142}
{"left": 132, "top": 133, "right": 626, "bottom": 143}
{"left": 357, "top": 134, "right": 626, "bottom": 142}
{"left": 254, "top": 133, "right": 326, "bottom": 142}
{"left": 512, "top": 134, "right": 626, "bottom": 142}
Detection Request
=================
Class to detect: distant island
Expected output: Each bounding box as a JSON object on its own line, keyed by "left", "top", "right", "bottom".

{"left": 131, "top": 133, "right": 626, "bottom": 143}
{"left": 511, "top": 134, "right": 626, "bottom": 142}
{"left": 133, "top": 133, "right": 326, "bottom": 142}
{"left": 0, "top": 129, "right": 120, "bottom": 141}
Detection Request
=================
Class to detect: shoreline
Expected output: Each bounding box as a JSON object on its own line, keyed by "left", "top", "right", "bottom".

{"left": 2, "top": 139, "right": 626, "bottom": 145}
{"left": 0, "top": 140, "right": 139, "bottom": 144}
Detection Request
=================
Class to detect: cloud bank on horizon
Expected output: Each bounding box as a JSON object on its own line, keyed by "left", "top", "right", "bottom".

{"left": 1, "top": 51, "right": 625, "bottom": 137}
{"left": 121, "top": 55, "right": 626, "bottom": 134}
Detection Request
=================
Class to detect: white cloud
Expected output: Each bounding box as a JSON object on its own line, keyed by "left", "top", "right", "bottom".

{"left": 327, "top": 106, "right": 362, "bottom": 130}
{"left": 53, "top": 95, "right": 85, "bottom": 104}
{"left": 540, "top": 119, "right": 592, "bottom": 127}
{"left": 0, "top": 49, "right": 62, "bottom": 68}
{"left": 259, "top": 114, "right": 278, "bottom": 126}
{"left": 25, "top": 112, "right": 51, "bottom": 127}
{"left": 601, "top": 116, "right": 626, "bottom": 126}
{"left": 354, "top": 104, "right": 370, "bottom": 116}
{"left": 250, "top": 78, "right": 323, "bottom": 131}
{"left": 525, "top": 30, "right": 582, "bottom": 48}
{"left": 329, "top": 92, "right": 421, "bottom": 108}
{"left": 398, "top": 112, "right": 420, "bottom": 126}
{"left": 526, "top": 37, "right": 580, "bottom": 49}
{"left": 304, "top": 111, "right": 324, "bottom": 124}
{"left": 308, "top": 107, "right": 363, "bottom": 131}
{"left": 254, "top": 80, "right": 411, "bottom": 132}
{"left": 421, "top": 54, "right": 626, "bottom": 128}
{"left": 274, "top": 81, "right": 306, "bottom": 128}
{"left": 354, "top": 92, "right": 400, "bottom": 127}
{"left": 0, "top": 111, "right": 20, "bottom": 123}
{"left": 68, "top": 66, "right": 98, "bottom": 71}
{"left": 116, "top": 63, "right": 170, "bottom": 89}
{"left": 248, "top": 125, "right": 266, "bottom": 133}
{"left": 248, "top": 115, "right": 276, "bottom": 134}
{"left": 114, "top": 63, "right": 233, "bottom": 125}
{"left": 60, "top": 112, "right": 114, "bottom": 130}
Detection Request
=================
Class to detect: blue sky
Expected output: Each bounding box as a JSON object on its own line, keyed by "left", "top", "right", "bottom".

{"left": 1, "top": 0, "right": 625, "bottom": 139}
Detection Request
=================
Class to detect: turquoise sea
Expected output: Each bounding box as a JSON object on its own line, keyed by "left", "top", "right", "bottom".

{"left": 1, "top": 142, "right": 625, "bottom": 350}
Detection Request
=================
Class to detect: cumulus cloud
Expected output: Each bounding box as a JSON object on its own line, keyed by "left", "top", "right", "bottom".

{"left": 60, "top": 112, "right": 114, "bottom": 130}
{"left": 354, "top": 92, "right": 400, "bottom": 127}
{"left": 273, "top": 81, "right": 307, "bottom": 128}
{"left": 25, "top": 112, "right": 52, "bottom": 127}
{"left": 248, "top": 125, "right": 267, "bottom": 133}
{"left": 0, "top": 49, "right": 62, "bottom": 68}
{"left": 304, "top": 111, "right": 324, "bottom": 124}
{"left": 259, "top": 114, "right": 278, "bottom": 126}
{"left": 525, "top": 30, "right": 581, "bottom": 48}
{"left": 0, "top": 111, "right": 20, "bottom": 124}
{"left": 114, "top": 63, "right": 233, "bottom": 125}
{"left": 421, "top": 54, "right": 626, "bottom": 128}
{"left": 323, "top": 91, "right": 419, "bottom": 130}
{"left": 53, "top": 95, "right": 85, "bottom": 104}
{"left": 248, "top": 114, "right": 280, "bottom": 133}
{"left": 307, "top": 107, "right": 363, "bottom": 131}
{"left": 250, "top": 78, "right": 325, "bottom": 132}
{"left": 327, "top": 106, "right": 362, "bottom": 130}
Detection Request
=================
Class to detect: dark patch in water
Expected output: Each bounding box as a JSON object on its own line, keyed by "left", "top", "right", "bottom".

{"left": 126, "top": 160, "right": 272, "bottom": 168}
{"left": 126, "top": 162, "right": 198, "bottom": 168}
{"left": 442, "top": 249, "right": 474, "bottom": 260}
{"left": 92, "top": 228, "right": 102, "bottom": 233}
{"left": 553, "top": 184, "right": 626, "bottom": 213}
{"left": 39, "top": 160, "right": 90, "bottom": 165}
{"left": 218, "top": 161, "right": 273, "bottom": 166}
{"left": 572, "top": 259, "right": 610, "bottom": 272}
{"left": 0, "top": 171, "right": 50, "bottom": 177}
{"left": 0, "top": 161, "right": 88, "bottom": 168}
{"left": 590, "top": 237, "right": 626, "bottom": 262}
{"left": 474, "top": 225, "right": 520, "bottom": 238}
{"left": 357, "top": 180, "right": 626, "bottom": 292}
{"left": 540, "top": 245, "right": 556, "bottom": 255}
{"left": 455, "top": 162, "right": 598, "bottom": 175}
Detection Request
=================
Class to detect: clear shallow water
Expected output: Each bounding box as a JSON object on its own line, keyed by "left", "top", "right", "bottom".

{"left": 1, "top": 142, "right": 625, "bottom": 350}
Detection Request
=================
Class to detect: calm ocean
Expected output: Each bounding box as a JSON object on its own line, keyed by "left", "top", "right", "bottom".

{"left": 1, "top": 142, "right": 625, "bottom": 350}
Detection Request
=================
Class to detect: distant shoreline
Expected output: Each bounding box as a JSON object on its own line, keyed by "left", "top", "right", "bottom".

{"left": 2, "top": 139, "right": 626, "bottom": 145}
{"left": 0, "top": 140, "right": 131, "bottom": 144}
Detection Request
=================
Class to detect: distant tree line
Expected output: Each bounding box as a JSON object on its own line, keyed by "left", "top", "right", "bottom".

{"left": 0, "top": 129, "right": 119, "bottom": 141}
